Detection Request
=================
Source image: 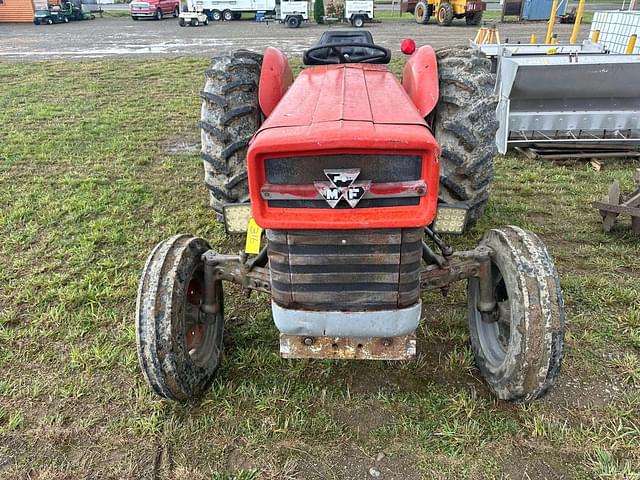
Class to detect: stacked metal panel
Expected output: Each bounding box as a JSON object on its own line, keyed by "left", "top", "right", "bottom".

{"left": 591, "top": 10, "right": 640, "bottom": 55}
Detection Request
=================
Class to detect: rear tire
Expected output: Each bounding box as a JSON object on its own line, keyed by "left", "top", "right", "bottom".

{"left": 414, "top": 0, "right": 430, "bottom": 24}
{"left": 352, "top": 15, "right": 364, "bottom": 28}
{"left": 468, "top": 226, "right": 564, "bottom": 401}
{"left": 466, "top": 11, "right": 482, "bottom": 25}
{"left": 34, "top": 18, "right": 41, "bottom": 24}
{"left": 211, "top": 9, "right": 222, "bottom": 20}
{"left": 200, "top": 50, "right": 263, "bottom": 220}
{"left": 179, "top": 17, "right": 186, "bottom": 26}
{"left": 223, "top": 9, "right": 233, "bottom": 21}
{"left": 136, "top": 235, "right": 224, "bottom": 401}
{"left": 155, "top": 8, "right": 162, "bottom": 20}
{"left": 173, "top": 6, "right": 179, "bottom": 17}
{"left": 433, "top": 47, "right": 498, "bottom": 231}
{"left": 436, "top": 2, "right": 454, "bottom": 25}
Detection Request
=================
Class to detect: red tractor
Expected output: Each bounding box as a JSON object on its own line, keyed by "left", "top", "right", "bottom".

{"left": 136, "top": 32, "right": 565, "bottom": 402}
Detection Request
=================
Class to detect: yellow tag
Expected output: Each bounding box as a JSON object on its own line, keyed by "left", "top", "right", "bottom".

{"left": 244, "top": 218, "right": 263, "bottom": 254}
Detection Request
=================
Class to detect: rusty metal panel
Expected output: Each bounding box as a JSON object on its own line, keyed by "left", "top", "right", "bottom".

{"left": 280, "top": 334, "right": 417, "bottom": 360}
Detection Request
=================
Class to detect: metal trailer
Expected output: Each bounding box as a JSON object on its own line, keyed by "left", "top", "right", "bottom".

{"left": 276, "top": 0, "right": 308, "bottom": 27}
{"left": 344, "top": 0, "right": 374, "bottom": 27}
{"left": 186, "top": 0, "right": 276, "bottom": 20}
{"left": 493, "top": 51, "right": 640, "bottom": 155}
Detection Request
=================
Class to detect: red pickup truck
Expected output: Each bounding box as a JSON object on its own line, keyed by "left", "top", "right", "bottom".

{"left": 129, "top": 0, "right": 179, "bottom": 20}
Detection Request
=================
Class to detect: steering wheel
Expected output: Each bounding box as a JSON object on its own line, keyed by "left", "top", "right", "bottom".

{"left": 303, "top": 42, "right": 391, "bottom": 65}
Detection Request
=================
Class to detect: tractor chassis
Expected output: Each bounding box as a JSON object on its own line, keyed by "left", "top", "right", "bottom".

{"left": 200, "top": 244, "right": 496, "bottom": 361}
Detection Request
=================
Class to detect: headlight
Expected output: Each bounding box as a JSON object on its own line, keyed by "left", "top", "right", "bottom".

{"left": 433, "top": 205, "right": 468, "bottom": 234}
{"left": 222, "top": 203, "right": 253, "bottom": 234}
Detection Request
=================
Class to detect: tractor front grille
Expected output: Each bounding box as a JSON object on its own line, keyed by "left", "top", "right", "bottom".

{"left": 264, "top": 154, "right": 422, "bottom": 209}
{"left": 267, "top": 228, "right": 423, "bottom": 311}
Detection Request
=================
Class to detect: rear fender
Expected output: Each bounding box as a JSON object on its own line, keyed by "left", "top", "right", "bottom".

{"left": 259, "top": 47, "right": 294, "bottom": 118}
{"left": 402, "top": 45, "right": 439, "bottom": 119}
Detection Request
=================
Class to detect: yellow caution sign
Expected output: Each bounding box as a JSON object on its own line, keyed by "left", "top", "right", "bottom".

{"left": 244, "top": 218, "right": 263, "bottom": 254}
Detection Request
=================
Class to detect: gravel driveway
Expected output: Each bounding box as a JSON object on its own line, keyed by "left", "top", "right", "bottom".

{"left": 0, "top": 16, "right": 588, "bottom": 60}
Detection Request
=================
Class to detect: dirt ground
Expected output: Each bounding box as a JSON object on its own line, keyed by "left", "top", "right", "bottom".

{"left": 0, "top": 16, "right": 589, "bottom": 59}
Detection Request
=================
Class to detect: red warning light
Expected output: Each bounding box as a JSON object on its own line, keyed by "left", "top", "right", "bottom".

{"left": 401, "top": 38, "right": 416, "bottom": 55}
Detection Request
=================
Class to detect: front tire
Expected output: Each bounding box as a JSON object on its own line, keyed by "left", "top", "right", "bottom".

{"left": 200, "top": 50, "right": 262, "bottom": 220}
{"left": 414, "top": 0, "right": 430, "bottom": 24}
{"left": 468, "top": 226, "right": 565, "bottom": 401}
{"left": 173, "top": 6, "right": 179, "bottom": 17}
{"left": 223, "top": 9, "right": 233, "bottom": 21}
{"left": 433, "top": 47, "right": 498, "bottom": 231}
{"left": 179, "top": 17, "right": 186, "bottom": 26}
{"left": 136, "top": 235, "right": 224, "bottom": 401}
{"left": 191, "top": 18, "right": 199, "bottom": 26}
{"left": 155, "top": 8, "right": 162, "bottom": 20}
{"left": 352, "top": 15, "right": 364, "bottom": 28}
{"left": 211, "top": 9, "right": 222, "bottom": 20}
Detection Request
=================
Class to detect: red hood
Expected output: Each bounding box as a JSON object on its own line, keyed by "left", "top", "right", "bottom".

{"left": 257, "top": 64, "right": 428, "bottom": 131}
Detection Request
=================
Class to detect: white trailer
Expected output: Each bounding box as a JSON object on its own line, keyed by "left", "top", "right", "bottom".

{"left": 344, "top": 0, "right": 373, "bottom": 27}
{"left": 186, "top": 0, "right": 276, "bottom": 21}
{"left": 276, "top": 0, "right": 308, "bottom": 27}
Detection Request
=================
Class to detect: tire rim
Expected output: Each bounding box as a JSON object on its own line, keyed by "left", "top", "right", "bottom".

{"left": 471, "top": 263, "right": 512, "bottom": 369}
{"left": 438, "top": 8, "right": 444, "bottom": 22}
{"left": 184, "top": 271, "right": 221, "bottom": 369}
{"left": 416, "top": 4, "right": 424, "bottom": 20}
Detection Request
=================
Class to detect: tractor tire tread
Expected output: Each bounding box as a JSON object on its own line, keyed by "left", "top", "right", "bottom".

{"left": 200, "top": 51, "right": 262, "bottom": 217}
{"left": 200, "top": 91, "right": 227, "bottom": 107}
{"left": 136, "top": 234, "right": 216, "bottom": 401}
{"left": 468, "top": 226, "right": 564, "bottom": 401}
{"left": 434, "top": 47, "right": 498, "bottom": 230}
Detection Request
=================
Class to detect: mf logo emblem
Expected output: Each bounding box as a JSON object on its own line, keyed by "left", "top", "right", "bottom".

{"left": 314, "top": 169, "right": 371, "bottom": 208}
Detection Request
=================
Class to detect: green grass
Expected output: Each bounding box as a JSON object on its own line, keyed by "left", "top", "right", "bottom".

{"left": 0, "top": 58, "right": 639, "bottom": 479}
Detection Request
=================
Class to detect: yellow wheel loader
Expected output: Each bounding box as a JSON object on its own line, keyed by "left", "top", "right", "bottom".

{"left": 403, "top": 0, "right": 485, "bottom": 26}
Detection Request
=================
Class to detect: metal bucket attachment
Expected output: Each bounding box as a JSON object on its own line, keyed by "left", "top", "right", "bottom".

{"left": 495, "top": 53, "right": 640, "bottom": 153}
{"left": 470, "top": 40, "right": 606, "bottom": 59}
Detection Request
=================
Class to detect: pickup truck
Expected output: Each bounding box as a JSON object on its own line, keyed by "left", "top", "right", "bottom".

{"left": 129, "top": 0, "right": 179, "bottom": 20}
